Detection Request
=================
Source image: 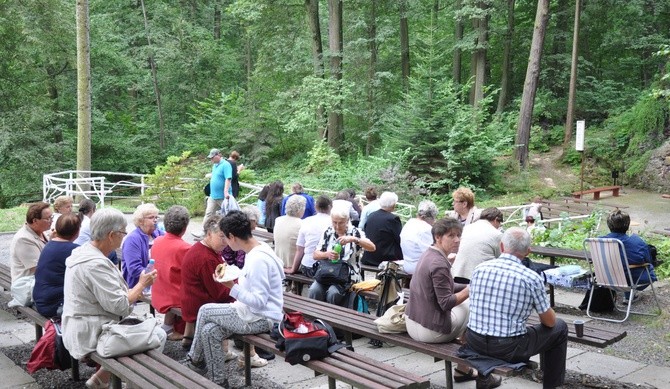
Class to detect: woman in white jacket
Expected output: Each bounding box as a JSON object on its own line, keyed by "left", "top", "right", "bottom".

{"left": 62, "top": 208, "right": 165, "bottom": 389}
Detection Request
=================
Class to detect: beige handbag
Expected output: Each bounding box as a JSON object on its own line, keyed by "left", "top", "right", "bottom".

{"left": 374, "top": 304, "right": 407, "bottom": 334}
{"left": 96, "top": 317, "right": 163, "bottom": 358}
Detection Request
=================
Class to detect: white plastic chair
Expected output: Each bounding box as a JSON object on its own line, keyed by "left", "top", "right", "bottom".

{"left": 583, "top": 238, "right": 661, "bottom": 323}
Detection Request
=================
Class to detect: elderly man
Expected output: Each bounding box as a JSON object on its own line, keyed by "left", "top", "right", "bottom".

{"left": 10, "top": 202, "right": 52, "bottom": 281}
{"left": 204, "top": 148, "right": 233, "bottom": 224}
{"left": 280, "top": 182, "right": 315, "bottom": 219}
{"left": 361, "top": 191, "right": 403, "bottom": 267}
{"left": 452, "top": 207, "right": 504, "bottom": 281}
{"left": 465, "top": 227, "right": 567, "bottom": 389}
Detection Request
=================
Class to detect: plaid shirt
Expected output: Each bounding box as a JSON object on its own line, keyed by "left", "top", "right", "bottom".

{"left": 468, "top": 253, "right": 550, "bottom": 337}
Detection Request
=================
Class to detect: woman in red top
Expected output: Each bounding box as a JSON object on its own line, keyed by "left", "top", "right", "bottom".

{"left": 150, "top": 205, "right": 192, "bottom": 340}
{"left": 180, "top": 215, "right": 234, "bottom": 349}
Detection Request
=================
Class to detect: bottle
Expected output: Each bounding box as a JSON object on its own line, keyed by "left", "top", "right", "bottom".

{"left": 143, "top": 259, "right": 155, "bottom": 296}
{"left": 332, "top": 242, "right": 342, "bottom": 262}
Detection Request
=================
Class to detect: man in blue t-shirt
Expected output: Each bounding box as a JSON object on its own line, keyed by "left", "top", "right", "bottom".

{"left": 204, "top": 148, "right": 232, "bottom": 225}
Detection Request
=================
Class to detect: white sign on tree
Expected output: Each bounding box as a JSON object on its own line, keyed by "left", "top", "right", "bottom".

{"left": 575, "top": 120, "right": 585, "bottom": 151}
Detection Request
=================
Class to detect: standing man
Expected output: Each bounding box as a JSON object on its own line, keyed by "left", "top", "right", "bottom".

{"left": 227, "top": 150, "right": 245, "bottom": 199}
{"left": 465, "top": 227, "right": 567, "bottom": 389}
{"left": 204, "top": 148, "right": 232, "bottom": 225}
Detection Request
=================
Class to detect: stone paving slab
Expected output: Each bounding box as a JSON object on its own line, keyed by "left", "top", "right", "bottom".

{"left": 618, "top": 364, "right": 670, "bottom": 388}
{"left": 0, "top": 353, "right": 36, "bottom": 388}
{"left": 567, "top": 351, "right": 646, "bottom": 380}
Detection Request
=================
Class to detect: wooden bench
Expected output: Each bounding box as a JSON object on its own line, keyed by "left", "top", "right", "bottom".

{"left": 531, "top": 245, "right": 590, "bottom": 307}
{"left": 236, "top": 333, "right": 429, "bottom": 389}
{"left": 283, "top": 293, "right": 626, "bottom": 389}
{"left": 572, "top": 185, "right": 621, "bottom": 200}
{"left": 0, "top": 263, "right": 80, "bottom": 381}
{"left": 90, "top": 349, "right": 223, "bottom": 389}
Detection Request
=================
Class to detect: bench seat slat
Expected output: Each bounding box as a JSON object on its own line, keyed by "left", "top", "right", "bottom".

{"left": 90, "top": 353, "right": 162, "bottom": 389}
{"left": 146, "top": 350, "right": 222, "bottom": 388}
{"left": 115, "top": 355, "right": 179, "bottom": 389}
{"left": 131, "top": 352, "right": 207, "bottom": 389}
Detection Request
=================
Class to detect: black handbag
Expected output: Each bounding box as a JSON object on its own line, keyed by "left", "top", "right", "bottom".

{"left": 313, "top": 260, "right": 352, "bottom": 286}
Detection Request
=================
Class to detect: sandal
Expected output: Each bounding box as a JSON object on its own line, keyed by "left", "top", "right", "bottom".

{"left": 454, "top": 367, "right": 478, "bottom": 383}
{"left": 85, "top": 374, "right": 109, "bottom": 389}
{"left": 182, "top": 335, "right": 193, "bottom": 350}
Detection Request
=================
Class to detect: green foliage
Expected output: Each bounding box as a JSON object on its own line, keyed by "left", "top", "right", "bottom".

{"left": 645, "top": 236, "right": 670, "bottom": 279}
{"left": 304, "top": 141, "right": 342, "bottom": 174}
{"left": 0, "top": 206, "right": 29, "bottom": 232}
{"left": 143, "top": 152, "right": 208, "bottom": 216}
{"left": 532, "top": 211, "right": 604, "bottom": 251}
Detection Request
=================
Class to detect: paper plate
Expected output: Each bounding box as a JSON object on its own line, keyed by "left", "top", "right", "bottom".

{"left": 214, "top": 265, "right": 241, "bottom": 282}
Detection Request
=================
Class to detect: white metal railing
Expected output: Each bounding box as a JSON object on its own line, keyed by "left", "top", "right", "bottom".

{"left": 43, "top": 170, "right": 147, "bottom": 207}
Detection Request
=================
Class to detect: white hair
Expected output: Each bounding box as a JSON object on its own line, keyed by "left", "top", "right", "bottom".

{"left": 330, "top": 204, "right": 351, "bottom": 220}
{"left": 378, "top": 191, "right": 398, "bottom": 209}
{"left": 91, "top": 208, "right": 127, "bottom": 241}
{"left": 132, "top": 203, "right": 160, "bottom": 226}
{"left": 501, "top": 227, "right": 531, "bottom": 254}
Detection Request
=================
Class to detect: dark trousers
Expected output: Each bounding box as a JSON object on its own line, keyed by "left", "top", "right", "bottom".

{"left": 466, "top": 319, "right": 568, "bottom": 388}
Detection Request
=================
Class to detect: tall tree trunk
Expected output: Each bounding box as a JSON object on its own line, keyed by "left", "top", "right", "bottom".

{"left": 305, "top": 0, "right": 327, "bottom": 139}
{"left": 366, "top": 0, "right": 378, "bottom": 155}
{"left": 399, "top": 0, "right": 410, "bottom": 92}
{"left": 497, "top": 0, "right": 515, "bottom": 113}
{"left": 515, "top": 0, "right": 550, "bottom": 168}
{"left": 140, "top": 0, "right": 165, "bottom": 151}
{"left": 76, "top": 0, "right": 91, "bottom": 176}
{"left": 453, "top": 0, "right": 463, "bottom": 85}
{"left": 327, "top": 0, "right": 343, "bottom": 148}
{"left": 471, "top": 1, "right": 489, "bottom": 106}
{"left": 214, "top": 5, "right": 221, "bottom": 39}
{"left": 563, "top": 0, "right": 582, "bottom": 146}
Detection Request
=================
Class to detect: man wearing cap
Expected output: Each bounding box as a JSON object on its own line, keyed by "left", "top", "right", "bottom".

{"left": 204, "top": 148, "right": 233, "bottom": 225}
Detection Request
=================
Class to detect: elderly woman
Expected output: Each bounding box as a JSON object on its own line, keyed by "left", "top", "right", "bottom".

{"left": 74, "top": 199, "right": 97, "bottom": 245}
{"left": 308, "top": 205, "right": 376, "bottom": 306}
{"left": 400, "top": 200, "right": 438, "bottom": 274}
{"left": 405, "top": 218, "right": 473, "bottom": 382}
{"left": 446, "top": 187, "right": 481, "bottom": 226}
{"left": 185, "top": 211, "right": 284, "bottom": 384}
{"left": 10, "top": 202, "right": 51, "bottom": 282}
{"left": 62, "top": 208, "right": 166, "bottom": 389}
{"left": 122, "top": 203, "right": 165, "bottom": 288}
{"left": 50, "top": 195, "right": 74, "bottom": 233}
{"left": 274, "top": 195, "right": 306, "bottom": 268}
{"left": 150, "top": 205, "right": 191, "bottom": 341}
{"left": 33, "top": 214, "right": 81, "bottom": 318}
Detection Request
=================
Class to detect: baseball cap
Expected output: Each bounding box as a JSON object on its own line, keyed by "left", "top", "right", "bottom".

{"left": 207, "top": 148, "right": 221, "bottom": 158}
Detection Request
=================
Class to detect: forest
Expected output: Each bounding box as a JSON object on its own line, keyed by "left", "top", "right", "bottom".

{"left": 1, "top": 0, "right": 669, "bottom": 208}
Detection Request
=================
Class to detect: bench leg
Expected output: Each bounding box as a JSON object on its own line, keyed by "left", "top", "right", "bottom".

{"left": 613, "top": 188, "right": 619, "bottom": 196}
{"left": 345, "top": 332, "right": 354, "bottom": 351}
{"left": 444, "top": 360, "right": 453, "bottom": 389}
{"left": 35, "top": 324, "right": 43, "bottom": 341}
{"left": 111, "top": 375, "right": 122, "bottom": 389}
{"left": 593, "top": 192, "right": 600, "bottom": 200}
{"left": 243, "top": 341, "right": 252, "bottom": 386}
{"left": 71, "top": 358, "right": 80, "bottom": 381}
{"left": 328, "top": 376, "right": 336, "bottom": 389}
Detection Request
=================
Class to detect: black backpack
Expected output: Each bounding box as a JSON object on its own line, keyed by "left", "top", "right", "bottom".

{"left": 579, "top": 286, "right": 616, "bottom": 312}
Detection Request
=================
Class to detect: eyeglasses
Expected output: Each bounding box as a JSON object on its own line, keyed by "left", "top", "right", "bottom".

{"left": 41, "top": 215, "right": 54, "bottom": 221}
{"left": 114, "top": 230, "right": 128, "bottom": 236}
{"left": 144, "top": 215, "right": 160, "bottom": 221}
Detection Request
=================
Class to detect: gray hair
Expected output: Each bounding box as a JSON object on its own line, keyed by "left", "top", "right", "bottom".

{"left": 164, "top": 205, "right": 190, "bottom": 234}
{"left": 417, "top": 200, "right": 438, "bottom": 220}
{"left": 330, "top": 204, "right": 350, "bottom": 220}
{"left": 501, "top": 227, "right": 531, "bottom": 255}
{"left": 378, "top": 191, "right": 398, "bottom": 209}
{"left": 241, "top": 205, "right": 261, "bottom": 223}
{"left": 286, "top": 195, "right": 307, "bottom": 218}
{"left": 91, "top": 208, "right": 127, "bottom": 241}
{"left": 132, "top": 203, "right": 160, "bottom": 226}
{"left": 203, "top": 214, "right": 222, "bottom": 234}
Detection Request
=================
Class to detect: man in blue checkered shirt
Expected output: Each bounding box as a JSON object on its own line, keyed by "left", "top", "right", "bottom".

{"left": 466, "top": 227, "right": 568, "bottom": 389}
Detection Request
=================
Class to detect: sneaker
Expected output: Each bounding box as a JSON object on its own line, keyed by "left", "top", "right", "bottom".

{"left": 255, "top": 347, "right": 276, "bottom": 361}
{"left": 476, "top": 374, "right": 502, "bottom": 389}
{"left": 623, "top": 294, "right": 640, "bottom": 304}
{"left": 181, "top": 356, "right": 207, "bottom": 375}
{"left": 238, "top": 354, "right": 268, "bottom": 369}
{"left": 224, "top": 351, "right": 237, "bottom": 362}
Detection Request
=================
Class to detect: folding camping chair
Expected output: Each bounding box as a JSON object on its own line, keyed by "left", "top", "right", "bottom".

{"left": 583, "top": 238, "right": 661, "bottom": 323}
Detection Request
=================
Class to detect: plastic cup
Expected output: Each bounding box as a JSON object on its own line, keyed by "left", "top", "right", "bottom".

{"left": 574, "top": 320, "right": 585, "bottom": 337}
